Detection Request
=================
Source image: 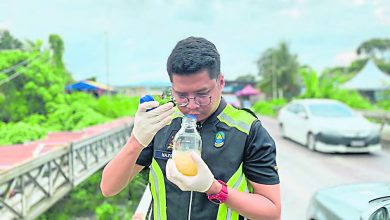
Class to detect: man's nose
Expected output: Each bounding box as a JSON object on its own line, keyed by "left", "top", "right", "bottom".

{"left": 186, "top": 98, "right": 199, "bottom": 109}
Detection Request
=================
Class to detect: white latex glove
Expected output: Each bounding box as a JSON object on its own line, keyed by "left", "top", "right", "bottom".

{"left": 166, "top": 152, "right": 214, "bottom": 192}
{"left": 133, "top": 101, "right": 175, "bottom": 147}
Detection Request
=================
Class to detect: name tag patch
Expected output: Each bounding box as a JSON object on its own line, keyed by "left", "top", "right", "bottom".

{"left": 154, "top": 150, "right": 172, "bottom": 160}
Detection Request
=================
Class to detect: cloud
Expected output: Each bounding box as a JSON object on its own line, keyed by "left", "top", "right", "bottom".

{"left": 279, "top": 8, "right": 302, "bottom": 19}
{"left": 0, "top": 20, "right": 11, "bottom": 30}
{"left": 279, "top": 0, "right": 307, "bottom": 4}
{"left": 375, "top": 5, "right": 390, "bottom": 25}
{"left": 333, "top": 50, "right": 358, "bottom": 66}
{"left": 2, "top": 0, "right": 389, "bottom": 85}
{"left": 352, "top": 0, "right": 366, "bottom": 5}
{"left": 344, "top": 0, "right": 390, "bottom": 25}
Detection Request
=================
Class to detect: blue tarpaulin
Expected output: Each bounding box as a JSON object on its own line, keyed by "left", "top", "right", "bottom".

{"left": 65, "top": 80, "right": 114, "bottom": 94}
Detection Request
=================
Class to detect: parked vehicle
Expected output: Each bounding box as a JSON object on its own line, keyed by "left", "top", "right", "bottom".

{"left": 307, "top": 182, "right": 390, "bottom": 220}
{"left": 277, "top": 99, "right": 381, "bottom": 153}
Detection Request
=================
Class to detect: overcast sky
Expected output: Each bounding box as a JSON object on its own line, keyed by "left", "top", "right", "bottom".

{"left": 1, "top": 0, "right": 389, "bottom": 86}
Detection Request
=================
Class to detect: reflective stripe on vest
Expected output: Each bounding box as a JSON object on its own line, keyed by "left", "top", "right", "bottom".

{"left": 217, "top": 163, "right": 249, "bottom": 220}
{"left": 149, "top": 158, "right": 167, "bottom": 220}
{"left": 217, "top": 105, "right": 255, "bottom": 135}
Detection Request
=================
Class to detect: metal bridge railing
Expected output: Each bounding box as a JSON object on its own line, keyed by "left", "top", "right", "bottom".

{"left": 0, "top": 123, "right": 132, "bottom": 220}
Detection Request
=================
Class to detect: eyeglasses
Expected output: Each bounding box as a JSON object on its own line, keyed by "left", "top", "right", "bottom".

{"left": 173, "top": 95, "right": 212, "bottom": 107}
{"left": 171, "top": 78, "right": 219, "bottom": 107}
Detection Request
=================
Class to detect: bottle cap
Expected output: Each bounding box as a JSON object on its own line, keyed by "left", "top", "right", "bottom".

{"left": 140, "top": 94, "right": 155, "bottom": 104}
{"left": 140, "top": 95, "right": 157, "bottom": 112}
{"left": 185, "top": 114, "right": 197, "bottom": 120}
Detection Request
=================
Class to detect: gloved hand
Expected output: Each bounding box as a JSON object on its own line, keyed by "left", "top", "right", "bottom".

{"left": 133, "top": 101, "right": 175, "bottom": 147}
{"left": 166, "top": 152, "right": 214, "bottom": 192}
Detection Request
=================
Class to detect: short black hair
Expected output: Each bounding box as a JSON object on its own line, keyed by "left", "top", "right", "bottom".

{"left": 167, "top": 37, "right": 220, "bottom": 81}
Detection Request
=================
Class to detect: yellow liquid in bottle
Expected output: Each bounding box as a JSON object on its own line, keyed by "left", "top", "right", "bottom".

{"left": 173, "top": 151, "right": 198, "bottom": 176}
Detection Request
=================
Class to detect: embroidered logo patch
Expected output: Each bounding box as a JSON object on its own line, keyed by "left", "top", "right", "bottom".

{"left": 167, "top": 130, "right": 178, "bottom": 150}
{"left": 214, "top": 131, "right": 225, "bottom": 148}
{"left": 154, "top": 150, "right": 172, "bottom": 160}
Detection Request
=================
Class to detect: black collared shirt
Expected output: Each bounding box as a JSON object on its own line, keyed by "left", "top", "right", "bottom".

{"left": 136, "top": 97, "right": 279, "bottom": 220}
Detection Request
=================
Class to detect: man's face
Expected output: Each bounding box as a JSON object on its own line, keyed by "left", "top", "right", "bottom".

{"left": 171, "top": 69, "right": 225, "bottom": 121}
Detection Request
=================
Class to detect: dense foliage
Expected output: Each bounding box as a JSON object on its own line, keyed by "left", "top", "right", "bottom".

{"left": 1, "top": 32, "right": 144, "bottom": 219}
{"left": 357, "top": 38, "right": 390, "bottom": 62}
{"left": 298, "top": 68, "right": 374, "bottom": 110}
{"left": 0, "top": 30, "right": 23, "bottom": 50}
{"left": 38, "top": 169, "right": 149, "bottom": 220}
{"left": 323, "top": 58, "right": 390, "bottom": 82}
{"left": 0, "top": 49, "right": 72, "bottom": 123}
{"left": 0, "top": 48, "right": 139, "bottom": 145}
{"left": 253, "top": 38, "right": 390, "bottom": 115}
{"left": 252, "top": 99, "right": 287, "bottom": 116}
{"left": 252, "top": 66, "right": 389, "bottom": 116}
{"left": 49, "top": 34, "right": 65, "bottom": 69}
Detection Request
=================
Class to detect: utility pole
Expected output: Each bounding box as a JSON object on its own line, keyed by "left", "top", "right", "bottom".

{"left": 272, "top": 55, "right": 277, "bottom": 100}
{"left": 105, "top": 31, "right": 110, "bottom": 96}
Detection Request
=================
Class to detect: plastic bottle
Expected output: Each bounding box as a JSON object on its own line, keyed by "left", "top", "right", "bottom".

{"left": 172, "top": 114, "right": 202, "bottom": 176}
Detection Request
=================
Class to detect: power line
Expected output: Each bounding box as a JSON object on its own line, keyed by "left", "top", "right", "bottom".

{"left": 0, "top": 58, "right": 30, "bottom": 75}
{"left": 0, "top": 55, "right": 43, "bottom": 87}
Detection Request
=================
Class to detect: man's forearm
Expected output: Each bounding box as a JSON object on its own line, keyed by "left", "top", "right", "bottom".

{"left": 225, "top": 188, "right": 281, "bottom": 220}
{"left": 100, "top": 133, "right": 144, "bottom": 197}
{"left": 207, "top": 181, "right": 281, "bottom": 220}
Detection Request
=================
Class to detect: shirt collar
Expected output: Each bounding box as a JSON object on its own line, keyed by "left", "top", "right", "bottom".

{"left": 198, "top": 96, "right": 227, "bottom": 126}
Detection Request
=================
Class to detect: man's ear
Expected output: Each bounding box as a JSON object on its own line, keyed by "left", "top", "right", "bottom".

{"left": 219, "top": 74, "right": 225, "bottom": 90}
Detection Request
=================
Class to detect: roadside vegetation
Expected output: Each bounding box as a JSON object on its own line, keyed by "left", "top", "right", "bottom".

{"left": 0, "top": 30, "right": 142, "bottom": 219}
{"left": 37, "top": 170, "right": 148, "bottom": 220}
{"left": 0, "top": 31, "right": 138, "bottom": 146}
{"left": 251, "top": 38, "right": 390, "bottom": 116}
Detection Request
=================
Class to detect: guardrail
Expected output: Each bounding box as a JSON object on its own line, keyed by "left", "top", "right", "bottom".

{"left": 360, "top": 111, "right": 390, "bottom": 144}
{"left": 0, "top": 123, "right": 132, "bottom": 220}
{"left": 361, "top": 111, "right": 390, "bottom": 125}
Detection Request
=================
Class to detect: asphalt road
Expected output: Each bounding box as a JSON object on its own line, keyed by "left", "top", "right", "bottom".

{"left": 259, "top": 116, "right": 390, "bottom": 220}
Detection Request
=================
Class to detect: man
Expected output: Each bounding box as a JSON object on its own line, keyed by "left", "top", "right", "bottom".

{"left": 101, "top": 37, "right": 281, "bottom": 220}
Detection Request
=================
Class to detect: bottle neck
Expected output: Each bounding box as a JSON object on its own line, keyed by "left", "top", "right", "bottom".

{"left": 182, "top": 116, "right": 197, "bottom": 128}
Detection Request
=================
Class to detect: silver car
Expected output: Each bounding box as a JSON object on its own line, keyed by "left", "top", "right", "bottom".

{"left": 277, "top": 99, "right": 381, "bottom": 153}
{"left": 307, "top": 182, "right": 390, "bottom": 220}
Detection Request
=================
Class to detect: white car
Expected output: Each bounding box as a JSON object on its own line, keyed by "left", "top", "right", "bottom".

{"left": 277, "top": 99, "right": 381, "bottom": 153}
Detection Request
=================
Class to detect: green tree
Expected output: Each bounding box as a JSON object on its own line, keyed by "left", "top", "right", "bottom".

{"left": 299, "top": 68, "right": 372, "bottom": 109}
{"left": 24, "top": 39, "right": 43, "bottom": 52}
{"left": 347, "top": 58, "right": 368, "bottom": 73}
{"left": 0, "top": 34, "right": 138, "bottom": 146}
{"left": 357, "top": 38, "right": 390, "bottom": 60}
{"left": 0, "top": 50, "right": 71, "bottom": 122}
{"left": 0, "top": 30, "right": 23, "bottom": 50}
{"left": 299, "top": 68, "right": 321, "bottom": 98}
{"left": 256, "top": 42, "right": 300, "bottom": 100}
{"left": 49, "top": 34, "right": 65, "bottom": 68}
